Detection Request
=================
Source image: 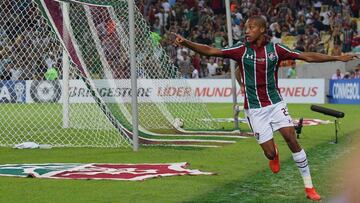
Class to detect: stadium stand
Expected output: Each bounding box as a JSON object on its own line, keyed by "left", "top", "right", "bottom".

{"left": 0, "top": 0, "right": 359, "bottom": 79}
{"left": 147, "top": 0, "right": 358, "bottom": 78}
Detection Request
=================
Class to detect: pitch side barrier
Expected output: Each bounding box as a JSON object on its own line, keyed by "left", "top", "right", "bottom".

{"left": 4, "top": 79, "right": 325, "bottom": 104}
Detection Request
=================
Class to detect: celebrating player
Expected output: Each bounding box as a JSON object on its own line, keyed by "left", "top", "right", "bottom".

{"left": 171, "top": 16, "right": 358, "bottom": 201}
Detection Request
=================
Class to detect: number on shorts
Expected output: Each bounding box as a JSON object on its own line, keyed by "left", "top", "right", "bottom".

{"left": 281, "top": 108, "right": 289, "bottom": 116}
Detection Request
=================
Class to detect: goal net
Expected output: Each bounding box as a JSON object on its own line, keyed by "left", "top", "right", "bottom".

{"left": 0, "top": 0, "right": 219, "bottom": 148}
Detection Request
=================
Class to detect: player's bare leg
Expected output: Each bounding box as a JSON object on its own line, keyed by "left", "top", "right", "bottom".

{"left": 279, "top": 126, "right": 321, "bottom": 201}
{"left": 278, "top": 126, "right": 301, "bottom": 152}
{"left": 260, "top": 139, "right": 280, "bottom": 173}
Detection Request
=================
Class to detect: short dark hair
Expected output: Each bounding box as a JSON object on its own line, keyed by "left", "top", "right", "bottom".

{"left": 247, "top": 15, "right": 267, "bottom": 29}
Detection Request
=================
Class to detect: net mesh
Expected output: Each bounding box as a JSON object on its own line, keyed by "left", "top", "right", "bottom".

{"left": 0, "top": 0, "right": 131, "bottom": 147}
{"left": 0, "top": 0, "right": 218, "bottom": 147}
{"left": 68, "top": 0, "right": 218, "bottom": 131}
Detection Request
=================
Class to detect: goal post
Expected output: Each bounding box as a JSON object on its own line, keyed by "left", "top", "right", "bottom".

{"left": 36, "top": 0, "right": 220, "bottom": 132}
{"left": 61, "top": 1, "right": 70, "bottom": 129}
{"left": 127, "top": 0, "right": 139, "bottom": 151}
{"left": 0, "top": 0, "right": 222, "bottom": 148}
{"left": 0, "top": 0, "right": 137, "bottom": 148}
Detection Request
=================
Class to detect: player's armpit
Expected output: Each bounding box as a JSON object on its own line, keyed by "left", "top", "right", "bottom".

{"left": 235, "top": 67, "right": 242, "bottom": 84}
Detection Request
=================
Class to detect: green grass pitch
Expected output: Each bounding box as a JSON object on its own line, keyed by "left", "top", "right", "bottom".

{"left": 0, "top": 103, "right": 359, "bottom": 202}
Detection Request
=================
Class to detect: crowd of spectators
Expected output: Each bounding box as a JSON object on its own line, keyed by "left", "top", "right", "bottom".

{"left": 0, "top": 0, "right": 359, "bottom": 80}
{"left": 138, "top": 0, "right": 359, "bottom": 78}
{"left": 0, "top": 0, "right": 62, "bottom": 80}
{"left": 331, "top": 64, "right": 360, "bottom": 80}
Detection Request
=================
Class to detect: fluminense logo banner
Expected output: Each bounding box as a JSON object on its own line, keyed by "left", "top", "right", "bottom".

{"left": 0, "top": 163, "right": 213, "bottom": 181}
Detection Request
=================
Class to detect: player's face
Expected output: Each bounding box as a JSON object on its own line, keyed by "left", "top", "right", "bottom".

{"left": 245, "top": 19, "right": 265, "bottom": 43}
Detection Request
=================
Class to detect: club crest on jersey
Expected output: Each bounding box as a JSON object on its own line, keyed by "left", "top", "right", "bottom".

{"left": 267, "top": 52, "right": 276, "bottom": 61}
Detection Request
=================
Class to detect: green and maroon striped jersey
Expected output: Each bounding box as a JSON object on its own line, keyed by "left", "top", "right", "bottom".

{"left": 222, "top": 41, "right": 301, "bottom": 109}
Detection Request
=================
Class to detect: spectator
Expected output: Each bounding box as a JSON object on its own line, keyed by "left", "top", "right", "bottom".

{"left": 191, "top": 53, "right": 201, "bottom": 76}
{"left": 349, "top": 71, "right": 356, "bottom": 79}
{"left": 295, "top": 15, "right": 306, "bottom": 35}
{"left": 44, "top": 52, "right": 56, "bottom": 70}
{"left": 294, "top": 35, "right": 306, "bottom": 52}
{"left": 320, "top": 7, "right": 331, "bottom": 31}
{"left": 191, "top": 68, "right": 199, "bottom": 78}
{"left": 284, "top": 9, "right": 295, "bottom": 35}
{"left": 342, "top": 25, "right": 354, "bottom": 53}
{"left": 0, "top": 49, "right": 11, "bottom": 79}
{"left": 222, "top": 58, "right": 230, "bottom": 74}
{"left": 349, "top": 0, "right": 359, "bottom": 18}
{"left": 150, "top": 31, "right": 162, "bottom": 47}
{"left": 207, "top": 58, "right": 218, "bottom": 77}
{"left": 331, "top": 69, "right": 344, "bottom": 80}
{"left": 270, "top": 22, "right": 282, "bottom": 44}
{"left": 200, "top": 56, "right": 208, "bottom": 77}
{"left": 331, "top": 13, "right": 343, "bottom": 29}
{"left": 0, "top": 27, "right": 8, "bottom": 47}
{"left": 232, "top": 7, "right": 243, "bottom": 22}
{"left": 343, "top": 72, "right": 351, "bottom": 79}
{"left": 331, "top": 44, "right": 342, "bottom": 56}
{"left": 161, "top": 0, "right": 171, "bottom": 12}
{"left": 196, "top": 32, "right": 212, "bottom": 45}
{"left": 350, "top": 19, "right": 358, "bottom": 36}
{"left": 213, "top": 31, "right": 225, "bottom": 49}
{"left": 355, "top": 68, "right": 360, "bottom": 79}
{"left": 232, "top": 21, "right": 244, "bottom": 43}
{"left": 178, "top": 51, "right": 193, "bottom": 78}
{"left": 312, "top": 13, "right": 324, "bottom": 32}
{"left": 313, "top": 0, "right": 322, "bottom": 12}
{"left": 154, "top": 7, "right": 169, "bottom": 34}
{"left": 215, "top": 57, "right": 224, "bottom": 75}
{"left": 176, "top": 47, "right": 188, "bottom": 61}
{"left": 152, "top": 18, "right": 162, "bottom": 35}
{"left": 10, "top": 61, "right": 21, "bottom": 80}
{"left": 287, "top": 62, "right": 297, "bottom": 78}
{"left": 211, "top": 0, "right": 224, "bottom": 15}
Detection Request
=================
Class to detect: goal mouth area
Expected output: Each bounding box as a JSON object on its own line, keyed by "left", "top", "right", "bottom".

{"left": 0, "top": 0, "right": 236, "bottom": 148}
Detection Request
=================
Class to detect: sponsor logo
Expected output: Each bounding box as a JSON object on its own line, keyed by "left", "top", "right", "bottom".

{"left": 329, "top": 79, "right": 360, "bottom": 104}
{"left": 30, "top": 80, "right": 61, "bottom": 103}
{"left": 0, "top": 163, "right": 213, "bottom": 181}
{"left": 332, "top": 82, "right": 360, "bottom": 100}
{"left": 20, "top": 79, "right": 324, "bottom": 103}
{"left": 245, "top": 54, "right": 254, "bottom": 60}
{"left": 0, "top": 81, "right": 26, "bottom": 103}
{"left": 14, "top": 82, "right": 26, "bottom": 103}
{"left": 279, "top": 87, "right": 318, "bottom": 97}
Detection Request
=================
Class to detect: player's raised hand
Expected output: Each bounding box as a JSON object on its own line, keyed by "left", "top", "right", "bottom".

{"left": 170, "top": 32, "right": 186, "bottom": 46}
{"left": 337, "top": 54, "right": 359, "bottom": 62}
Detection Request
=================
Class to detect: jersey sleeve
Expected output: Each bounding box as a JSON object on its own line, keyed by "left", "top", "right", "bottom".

{"left": 221, "top": 41, "right": 245, "bottom": 61}
{"left": 275, "top": 43, "right": 301, "bottom": 61}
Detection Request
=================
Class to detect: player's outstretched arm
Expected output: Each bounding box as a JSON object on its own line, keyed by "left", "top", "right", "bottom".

{"left": 170, "top": 33, "right": 224, "bottom": 57}
{"left": 298, "top": 52, "right": 359, "bottom": 63}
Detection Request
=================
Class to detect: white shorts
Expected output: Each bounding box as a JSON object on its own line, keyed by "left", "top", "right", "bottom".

{"left": 244, "top": 101, "right": 294, "bottom": 144}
